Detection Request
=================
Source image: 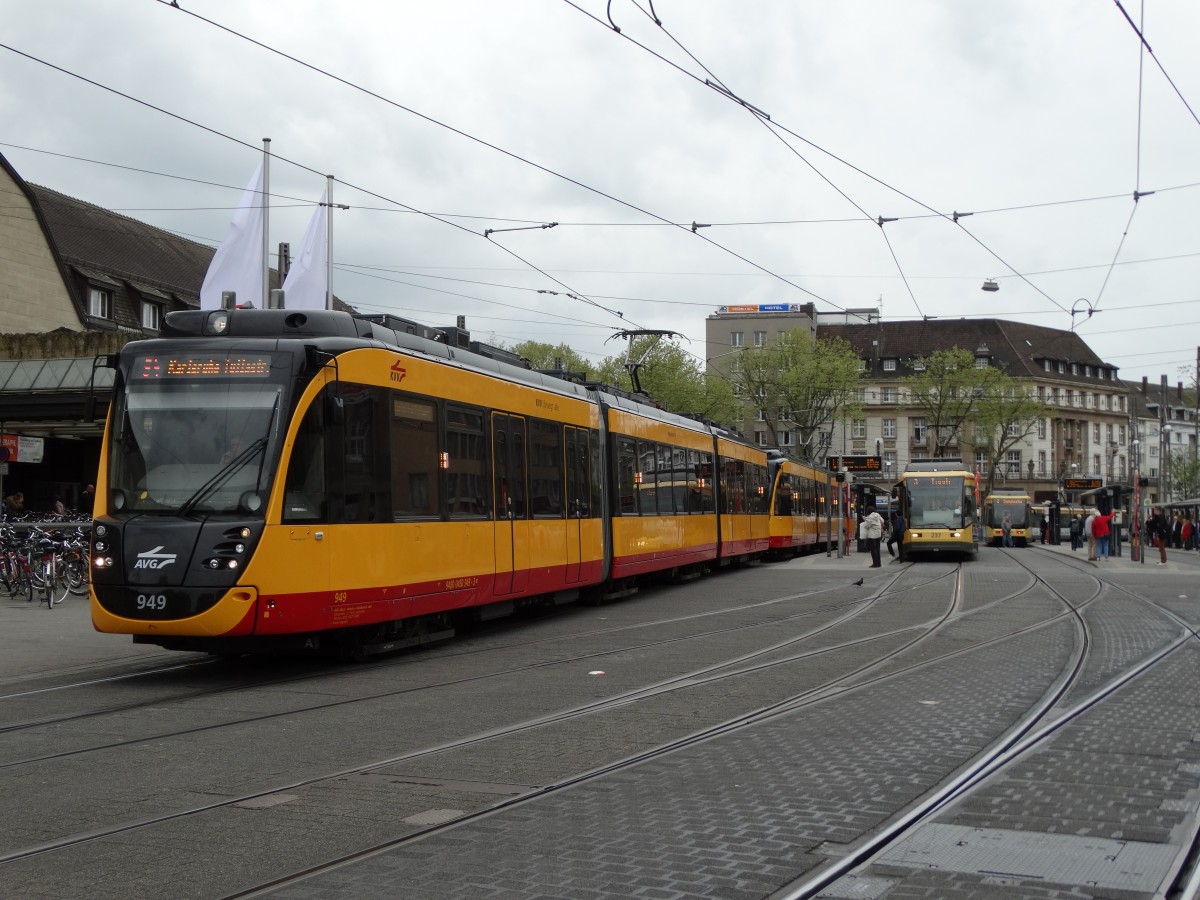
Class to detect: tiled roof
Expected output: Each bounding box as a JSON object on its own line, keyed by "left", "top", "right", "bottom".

{"left": 26, "top": 181, "right": 353, "bottom": 314}
{"left": 818, "top": 318, "right": 1113, "bottom": 384}
{"left": 28, "top": 184, "right": 213, "bottom": 300}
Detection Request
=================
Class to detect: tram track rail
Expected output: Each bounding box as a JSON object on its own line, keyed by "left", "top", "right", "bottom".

{"left": 9, "top": 552, "right": 1189, "bottom": 900}
{"left": 0, "top": 563, "right": 955, "bottom": 740}
{"left": 777, "top": 547, "right": 1200, "bottom": 900}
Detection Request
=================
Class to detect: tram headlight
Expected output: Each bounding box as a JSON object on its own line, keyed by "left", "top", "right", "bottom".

{"left": 94, "top": 524, "right": 107, "bottom": 538}
{"left": 206, "top": 311, "right": 231, "bottom": 335}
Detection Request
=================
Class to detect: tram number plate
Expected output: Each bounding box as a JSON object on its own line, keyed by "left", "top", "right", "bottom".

{"left": 134, "top": 593, "right": 168, "bottom": 612}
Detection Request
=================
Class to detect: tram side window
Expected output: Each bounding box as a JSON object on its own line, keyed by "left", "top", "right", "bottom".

{"left": 656, "top": 443, "right": 676, "bottom": 515}
{"left": 616, "top": 436, "right": 637, "bottom": 515}
{"left": 446, "top": 405, "right": 487, "bottom": 518}
{"left": 529, "top": 419, "right": 563, "bottom": 517}
{"left": 589, "top": 430, "right": 603, "bottom": 518}
{"left": 390, "top": 395, "right": 439, "bottom": 519}
{"left": 687, "top": 449, "right": 701, "bottom": 513}
{"left": 722, "top": 458, "right": 745, "bottom": 514}
{"left": 698, "top": 451, "right": 714, "bottom": 513}
{"left": 338, "top": 385, "right": 391, "bottom": 523}
{"left": 282, "top": 393, "right": 327, "bottom": 523}
{"left": 636, "top": 439, "right": 657, "bottom": 516}
{"left": 749, "top": 464, "right": 767, "bottom": 514}
{"left": 774, "top": 474, "right": 793, "bottom": 516}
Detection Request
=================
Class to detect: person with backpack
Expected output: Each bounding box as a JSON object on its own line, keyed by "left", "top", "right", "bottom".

{"left": 863, "top": 508, "right": 885, "bottom": 568}
{"left": 1069, "top": 515, "right": 1082, "bottom": 551}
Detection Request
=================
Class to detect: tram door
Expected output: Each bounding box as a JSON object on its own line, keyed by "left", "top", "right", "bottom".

{"left": 565, "top": 426, "right": 589, "bottom": 583}
{"left": 491, "top": 413, "right": 529, "bottom": 596}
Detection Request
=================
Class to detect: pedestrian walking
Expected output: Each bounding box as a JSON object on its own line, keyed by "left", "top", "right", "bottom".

{"left": 1069, "top": 514, "right": 1082, "bottom": 551}
{"left": 1148, "top": 507, "right": 1169, "bottom": 565}
{"left": 1084, "top": 508, "right": 1098, "bottom": 561}
{"left": 863, "top": 509, "right": 884, "bottom": 568}
{"left": 1001, "top": 512, "right": 1013, "bottom": 548}
{"left": 887, "top": 510, "right": 906, "bottom": 562}
{"left": 1040, "top": 510, "right": 1049, "bottom": 544}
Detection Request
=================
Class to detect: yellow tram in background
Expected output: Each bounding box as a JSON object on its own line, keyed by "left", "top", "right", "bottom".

{"left": 893, "top": 459, "right": 979, "bottom": 559}
{"left": 982, "top": 489, "right": 1033, "bottom": 547}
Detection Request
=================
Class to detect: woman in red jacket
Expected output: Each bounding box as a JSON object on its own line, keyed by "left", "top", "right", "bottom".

{"left": 1092, "top": 509, "right": 1116, "bottom": 560}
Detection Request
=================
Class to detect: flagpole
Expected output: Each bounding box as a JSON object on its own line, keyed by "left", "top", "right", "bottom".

{"left": 326, "top": 175, "right": 334, "bottom": 310}
{"left": 262, "top": 138, "right": 271, "bottom": 308}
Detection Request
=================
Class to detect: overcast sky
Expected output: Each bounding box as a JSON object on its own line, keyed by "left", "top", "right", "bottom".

{"left": 2, "top": 1, "right": 1198, "bottom": 388}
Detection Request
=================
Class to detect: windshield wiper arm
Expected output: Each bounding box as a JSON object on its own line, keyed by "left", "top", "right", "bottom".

{"left": 178, "top": 438, "right": 267, "bottom": 517}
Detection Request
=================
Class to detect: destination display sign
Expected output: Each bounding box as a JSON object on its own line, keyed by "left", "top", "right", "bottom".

{"left": 828, "top": 455, "right": 883, "bottom": 472}
{"left": 134, "top": 353, "right": 273, "bottom": 379}
{"left": 1062, "top": 477, "right": 1103, "bottom": 491}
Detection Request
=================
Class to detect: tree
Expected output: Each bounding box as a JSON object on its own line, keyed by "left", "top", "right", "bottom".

{"left": 970, "top": 380, "right": 1051, "bottom": 493}
{"left": 597, "top": 336, "right": 741, "bottom": 425}
{"left": 903, "top": 348, "right": 986, "bottom": 458}
{"left": 728, "top": 331, "right": 863, "bottom": 462}
{"left": 510, "top": 341, "right": 594, "bottom": 380}
{"left": 1165, "top": 451, "right": 1200, "bottom": 500}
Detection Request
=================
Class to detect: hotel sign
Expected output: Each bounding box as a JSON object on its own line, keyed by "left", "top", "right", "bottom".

{"left": 717, "top": 304, "right": 802, "bottom": 314}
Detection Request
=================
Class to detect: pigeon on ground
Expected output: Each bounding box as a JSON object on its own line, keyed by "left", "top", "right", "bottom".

{"left": 853, "top": 577, "right": 864, "bottom": 586}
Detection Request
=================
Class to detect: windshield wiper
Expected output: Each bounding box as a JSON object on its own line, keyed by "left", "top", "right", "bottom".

{"left": 178, "top": 438, "right": 267, "bottom": 517}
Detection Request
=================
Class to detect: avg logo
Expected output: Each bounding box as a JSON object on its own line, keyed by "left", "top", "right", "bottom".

{"left": 389, "top": 361, "right": 407, "bottom": 383}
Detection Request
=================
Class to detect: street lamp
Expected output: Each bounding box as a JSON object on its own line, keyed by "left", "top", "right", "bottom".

{"left": 1161, "top": 424, "right": 1174, "bottom": 503}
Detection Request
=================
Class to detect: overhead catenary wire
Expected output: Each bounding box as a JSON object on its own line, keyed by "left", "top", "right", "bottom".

{"left": 6, "top": 138, "right": 1200, "bottom": 234}
{"left": 568, "top": 0, "right": 1090, "bottom": 318}
{"left": 148, "top": 0, "right": 867, "bottom": 328}
{"left": 0, "top": 40, "right": 637, "bottom": 332}
{"left": 1112, "top": 0, "right": 1200, "bottom": 130}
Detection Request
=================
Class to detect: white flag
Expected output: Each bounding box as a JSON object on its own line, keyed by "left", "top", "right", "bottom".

{"left": 281, "top": 188, "right": 329, "bottom": 310}
{"left": 199, "top": 160, "right": 266, "bottom": 310}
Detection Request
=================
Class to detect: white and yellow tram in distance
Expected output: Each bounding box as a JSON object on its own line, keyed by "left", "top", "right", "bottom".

{"left": 982, "top": 488, "right": 1033, "bottom": 547}
{"left": 893, "top": 459, "right": 979, "bottom": 558}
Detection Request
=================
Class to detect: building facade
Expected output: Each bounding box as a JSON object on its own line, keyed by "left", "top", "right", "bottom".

{"left": 704, "top": 306, "right": 1194, "bottom": 510}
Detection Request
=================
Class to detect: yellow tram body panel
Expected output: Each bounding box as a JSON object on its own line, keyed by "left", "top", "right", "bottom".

{"left": 768, "top": 459, "right": 833, "bottom": 551}
{"left": 93, "top": 345, "right": 608, "bottom": 639}
{"left": 715, "top": 437, "right": 771, "bottom": 555}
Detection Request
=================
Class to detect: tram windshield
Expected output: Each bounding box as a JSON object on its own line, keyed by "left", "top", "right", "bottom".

{"left": 985, "top": 497, "right": 1029, "bottom": 527}
{"left": 906, "top": 475, "right": 971, "bottom": 529}
{"left": 110, "top": 382, "right": 283, "bottom": 514}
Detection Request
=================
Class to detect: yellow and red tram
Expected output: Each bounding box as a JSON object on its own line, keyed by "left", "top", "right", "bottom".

{"left": 981, "top": 489, "right": 1033, "bottom": 547}
{"left": 766, "top": 456, "right": 840, "bottom": 556}
{"left": 89, "top": 308, "right": 780, "bottom": 656}
{"left": 893, "top": 459, "right": 979, "bottom": 559}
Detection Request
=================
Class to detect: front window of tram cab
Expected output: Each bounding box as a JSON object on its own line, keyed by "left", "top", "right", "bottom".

{"left": 109, "top": 381, "right": 283, "bottom": 516}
